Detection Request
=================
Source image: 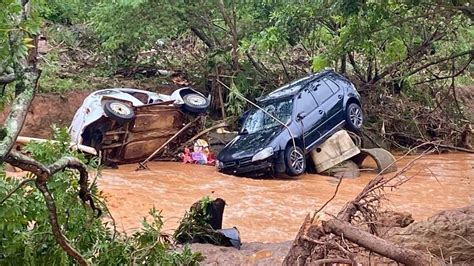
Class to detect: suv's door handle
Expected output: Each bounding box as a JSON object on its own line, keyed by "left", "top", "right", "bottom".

{"left": 338, "top": 95, "right": 342, "bottom": 99}
{"left": 318, "top": 110, "right": 323, "bottom": 115}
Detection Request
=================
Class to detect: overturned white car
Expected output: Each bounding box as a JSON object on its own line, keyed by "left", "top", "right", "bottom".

{"left": 69, "top": 87, "right": 209, "bottom": 153}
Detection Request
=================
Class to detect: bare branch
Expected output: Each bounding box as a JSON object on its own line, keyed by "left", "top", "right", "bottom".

{"left": 324, "top": 219, "right": 433, "bottom": 265}
{"left": 407, "top": 49, "right": 473, "bottom": 77}
{"left": 4, "top": 151, "right": 49, "bottom": 176}
{"left": 5, "top": 152, "right": 102, "bottom": 216}
{"left": 47, "top": 156, "right": 102, "bottom": 217}
{"left": 190, "top": 27, "right": 215, "bottom": 49}
{"left": 414, "top": 57, "right": 473, "bottom": 85}
{"left": 312, "top": 177, "right": 343, "bottom": 220}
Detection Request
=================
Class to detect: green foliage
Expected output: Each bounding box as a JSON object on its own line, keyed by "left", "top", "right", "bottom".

{"left": 89, "top": 0, "right": 183, "bottom": 66}
{"left": 39, "top": 50, "right": 93, "bottom": 93}
{"left": 0, "top": 0, "right": 41, "bottom": 70}
{"left": 311, "top": 55, "right": 330, "bottom": 72}
{"left": 0, "top": 127, "right": 202, "bottom": 265}
{"left": 38, "top": 0, "right": 94, "bottom": 24}
{"left": 174, "top": 196, "right": 229, "bottom": 246}
{"left": 225, "top": 80, "right": 246, "bottom": 117}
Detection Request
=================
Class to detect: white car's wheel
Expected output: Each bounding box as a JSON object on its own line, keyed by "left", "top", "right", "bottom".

{"left": 182, "top": 93, "right": 210, "bottom": 114}
{"left": 104, "top": 101, "right": 135, "bottom": 123}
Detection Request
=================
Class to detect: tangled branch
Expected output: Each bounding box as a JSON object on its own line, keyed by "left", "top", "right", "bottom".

{"left": 284, "top": 142, "right": 441, "bottom": 265}
{"left": 3, "top": 151, "right": 100, "bottom": 266}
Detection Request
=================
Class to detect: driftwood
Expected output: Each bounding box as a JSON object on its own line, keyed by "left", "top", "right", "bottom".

{"left": 284, "top": 143, "right": 442, "bottom": 265}
{"left": 16, "top": 136, "right": 97, "bottom": 155}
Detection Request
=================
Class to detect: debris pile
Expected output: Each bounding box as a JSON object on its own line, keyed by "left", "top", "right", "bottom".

{"left": 174, "top": 197, "right": 241, "bottom": 249}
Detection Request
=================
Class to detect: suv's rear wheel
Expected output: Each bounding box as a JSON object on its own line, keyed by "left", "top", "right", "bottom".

{"left": 285, "top": 145, "right": 306, "bottom": 176}
{"left": 346, "top": 103, "right": 363, "bottom": 132}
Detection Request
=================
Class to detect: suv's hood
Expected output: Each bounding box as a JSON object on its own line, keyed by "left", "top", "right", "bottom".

{"left": 217, "top": 127, "right": 282, "bottom": 161}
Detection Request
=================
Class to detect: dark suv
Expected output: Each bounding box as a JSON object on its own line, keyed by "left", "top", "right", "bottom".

{"left": 216, "top": 69, "right": 363, "bottom": 177}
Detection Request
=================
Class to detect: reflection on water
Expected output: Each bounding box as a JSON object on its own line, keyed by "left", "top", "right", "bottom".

{"left": 99, "top": 153, "right": 473, "bottom": 242}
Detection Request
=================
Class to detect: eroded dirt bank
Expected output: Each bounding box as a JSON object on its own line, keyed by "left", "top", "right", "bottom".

{"left": 99, "top": 153, "right": 473, "bottom": 243}
{"left": 0, "top": 91, "right": 90, "bottom": 138}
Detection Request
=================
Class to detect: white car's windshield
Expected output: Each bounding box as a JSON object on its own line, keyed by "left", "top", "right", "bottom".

{"left": 241, "top": 98, "right": 293, "bottom": 134}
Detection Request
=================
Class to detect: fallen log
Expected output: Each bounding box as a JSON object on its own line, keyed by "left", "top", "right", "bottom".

{"left": 16, "top": 136, "right": 97, "bottom": 155}
{"left": 324, "top": 219, "right": 432, "bottom": 265}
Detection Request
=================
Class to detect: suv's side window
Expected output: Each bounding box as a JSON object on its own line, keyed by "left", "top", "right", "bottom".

{"left": 329, "top": 73, "right": 351, "bottom": 89}
{"left": 295, "top": 88, "right": 317, "bottom": 116}
{"left": 310, "top": 80, "right": 334, "bottom": 104}
{"left": 323, "top": 77, "right": 340, "bottom": 93}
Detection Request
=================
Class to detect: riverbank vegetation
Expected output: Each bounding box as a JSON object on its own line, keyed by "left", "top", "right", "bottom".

{"left": 3, "top": 0, "right": 472, "bottom": 147}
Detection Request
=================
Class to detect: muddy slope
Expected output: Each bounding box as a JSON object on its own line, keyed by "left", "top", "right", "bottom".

{"left": 0, "top": 91, "right": 89, "bottom": 138}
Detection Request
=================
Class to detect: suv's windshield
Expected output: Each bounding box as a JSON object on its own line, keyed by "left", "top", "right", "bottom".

{"left": 241, "top": 98, "right": 293, "bottom": 134}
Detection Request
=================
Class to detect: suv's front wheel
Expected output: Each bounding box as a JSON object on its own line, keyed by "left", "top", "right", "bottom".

{"left": 345, "top": 103, "right": 363, "bottom": 132}
{"left": 284, "top": 145, "right": 306, "bottom": 176}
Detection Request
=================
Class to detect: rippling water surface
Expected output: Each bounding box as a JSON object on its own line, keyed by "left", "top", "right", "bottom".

{"left": 99, "top": 153, "right": 474, "bottom": 242}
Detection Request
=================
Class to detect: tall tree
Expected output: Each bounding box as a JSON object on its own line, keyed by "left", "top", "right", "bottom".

{"left": 1, "top": 1, "right": 97, "bottom": 264}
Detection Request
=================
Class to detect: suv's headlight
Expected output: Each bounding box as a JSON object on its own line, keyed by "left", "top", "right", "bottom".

{"left": 216, "top": 160, "right": 224, "bottom": 170}
{"left": 252, "top": 147, "right": 274, "bottom": 162}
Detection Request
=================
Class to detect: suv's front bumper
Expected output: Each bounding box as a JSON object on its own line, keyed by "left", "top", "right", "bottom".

{"left": 217, "top": 151, "right": 285, "bottom": 176}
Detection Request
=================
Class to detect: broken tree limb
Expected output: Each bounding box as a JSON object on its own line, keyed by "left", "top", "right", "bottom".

{"left": 284, "top": 143, "right": 442, "bottom": 265}
{"left": 283, "top": 214, "right": 315, "bottom": 265}
{"left": 16, "top": 136, "right": 97, "bottom": 155}
{"left": 183, "top": 121, "right": 228, "bottom": 145}
{"left": 36, "top": 182, "right": 89, "bottom": 266}
{"left": 137, "top": 117, "right": 200, "bottom": 170}
{"left": 324, "top": 219, "right": 433, "bottom": 265}
{"left": 3, "top": 150, "right": 97, "bottom": 265}
{"left": 5, "top": 151, "right": 101, "bottom": 216}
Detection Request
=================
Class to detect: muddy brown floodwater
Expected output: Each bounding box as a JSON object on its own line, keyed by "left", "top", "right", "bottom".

{"left": 99, "top": 153, "right": 473, "bottom": 243}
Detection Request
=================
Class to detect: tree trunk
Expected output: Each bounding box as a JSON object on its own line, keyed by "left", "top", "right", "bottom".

{"left": 217, "top": 0, "right": 240, "bottom": 72}
{"left": 324, "top": 219, "right": 432, "bottom": 266}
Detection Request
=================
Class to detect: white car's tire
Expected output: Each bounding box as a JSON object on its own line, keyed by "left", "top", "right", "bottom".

{"left": 182, "top": 93, "right": 210, "bottom": 114}
{"left": 104, "top": 101, "right": 135, "bottom": 123}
